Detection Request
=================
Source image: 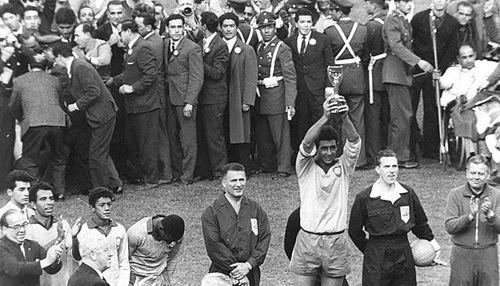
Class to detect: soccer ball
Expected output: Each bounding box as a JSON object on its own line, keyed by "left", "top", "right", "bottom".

{"left": 411, "top": 239, "right": 436, "bottom": 267}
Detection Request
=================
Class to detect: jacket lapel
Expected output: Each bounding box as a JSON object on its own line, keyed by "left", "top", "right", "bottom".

{"left": 231, "top": 38, "right": 243, "bottom": 71}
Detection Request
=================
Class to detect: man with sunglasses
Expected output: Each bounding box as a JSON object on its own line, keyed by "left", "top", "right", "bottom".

{"left": 127, "top": 214, "right": 185, "bottom": 286}
{"left": 0, "top": 209, "right": 64, "bottom": 286}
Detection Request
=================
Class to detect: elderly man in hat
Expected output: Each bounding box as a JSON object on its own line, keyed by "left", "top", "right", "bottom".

{"left": 324, "top": 0, "right": 369, "bottom": 170}
{"left": 255, "top": 11, "right": 297, "bottom": 179}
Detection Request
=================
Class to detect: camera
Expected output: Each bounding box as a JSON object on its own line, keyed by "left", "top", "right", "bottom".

{"left": 182, "top": 7, "right": 193, "bottom": 16}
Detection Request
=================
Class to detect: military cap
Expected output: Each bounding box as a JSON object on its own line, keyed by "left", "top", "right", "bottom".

{"left": 365, "top": 0, "right": 384, "bottom": 7}
{"left": 257, "top": 11, "right": 277, "bottom": 27}
{"left": 330, "top": 0, "right": 353, "bottom": 9}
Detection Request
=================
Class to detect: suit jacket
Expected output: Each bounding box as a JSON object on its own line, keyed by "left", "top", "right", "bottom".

{"left": 411, "top": 9, "right": 459, "bottom": 73}
{"left": 256, "top": 37, "right": 297, "bottom": 114}
{"left": 285, "top": 31, "right": 334, "bottom": 96}
{"left": 0, "top": 236, "right": 62, "bottom": 286}
{"left": 70, "top": 58, "right": 118, "bottom": 128}
{"left": 68, "top": 263, "right": 110, "bottom": 286}
{"left": 227, "top": 38, "right": 258, "bottom": 144}
{"left": 165, "top": 36, "right": 204, "bottom": 106}
{"left": 95, "top": 22, "right": 125, "bottom": 77}
{"left": 9, "top": 70, "right": 65, "bottom": 136}
{"left": 144, "top": 31, "right": 166, "bottom": 107}
{"left": 198, "top": 34, "right": 229, "bottom": 105}
{"left": 113, "top": 36, "right": 161, "bottom": 114}
{"left": 382, "top": 10, "right": 421, "bottom": 86}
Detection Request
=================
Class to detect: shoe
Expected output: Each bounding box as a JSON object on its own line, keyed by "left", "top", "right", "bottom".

{"left": 355, "top": 164, "right": 374, "bottom": 171}
{"left": 135, "top": 183, "right": 158, "bottom": 191}
{"left": 399, "top": 161, "right": 419, "bottom": 169}
{"left": 173, "top": 180, "right": 193, "bottom": 187}
{"left": 112, "top": 185, "right": 123, "bottom": 194}
{"left": 158, "top": 179, "right": 171, "bottom": 185}
{"left": 272, "top": 172, "right": 291, "bottom": 180}
{"left": 54, "top": 194, "right": 65, "bottom": 201}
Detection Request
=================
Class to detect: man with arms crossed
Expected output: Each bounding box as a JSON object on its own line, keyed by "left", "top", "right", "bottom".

{"left": 445, "top": 155, "right": 500, "bottom": 286}
{"left": 290, "top": 95, "right": 360, "bottom": 286}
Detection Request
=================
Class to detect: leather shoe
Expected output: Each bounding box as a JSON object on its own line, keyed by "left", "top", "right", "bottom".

{"left": 399, "top": 161, "right": 419, "bottom": 169}
{"left": 173, "top": 180, "right": 193, "bottom": 187}
{"left": 272, "top": 172, "right": 291, "bottom": 180}
{"left": 112, "top": 185, "right": 123, "bottom": 194}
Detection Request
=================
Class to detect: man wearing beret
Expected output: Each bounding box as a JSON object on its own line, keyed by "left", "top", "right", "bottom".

{"left": 285, "top": 8, "right": 334, "bottom": 153}
{"left": 324, "top": 0, "right": 369, "bottom": 170}
{"left": 255, "top": 11, "right": 297, "bottom": 179}
{"left": 381, "top": 0, "right": 434, "bottom": 169}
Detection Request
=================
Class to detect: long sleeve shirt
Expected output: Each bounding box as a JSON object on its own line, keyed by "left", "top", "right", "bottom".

{"left": 445, "top": 183, "right": 500, "bottom": 248}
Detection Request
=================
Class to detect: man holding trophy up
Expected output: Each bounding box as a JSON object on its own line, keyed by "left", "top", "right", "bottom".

{"left": 289, "top": 72, "right": 361, "bottom": 286}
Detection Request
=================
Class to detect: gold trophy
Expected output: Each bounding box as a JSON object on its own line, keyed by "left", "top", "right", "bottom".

{"left": 325, "top": 65, "right": 344, "bottom": 113}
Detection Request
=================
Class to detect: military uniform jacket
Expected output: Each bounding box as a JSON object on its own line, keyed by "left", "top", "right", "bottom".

{"left": 113, "top": 36, "right": 161, "bottom": 114}
{"left": 366, "top": 12, "right": 388, "bottom": 91}
{"left": 382, "top": 9, "right": 421, "bottom": 86}
{"left": 256, "top": 37, "right": 297, "bottom": 115}
{"left": 325, "top": 18, "right": 369, "bottom": 95}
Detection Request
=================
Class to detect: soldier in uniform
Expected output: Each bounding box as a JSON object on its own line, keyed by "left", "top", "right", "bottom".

{"left": 364, "top": 0, "right": 389, "bottom": 168}
{"left": 324, "top": 0, "right": 369, "bottom": 169}
{"left": 228, "top": 0, "right": 260, "bottom": 49}
{"left": 381, "top": 0, "right": 434, "bottom": 169}
{"left": 255, "top": 12, "right": 296, "bottom": 179}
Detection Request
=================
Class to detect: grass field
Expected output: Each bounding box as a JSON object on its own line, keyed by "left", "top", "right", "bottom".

{"left": 1, "top": 158, "right": 468, "bottom": 285}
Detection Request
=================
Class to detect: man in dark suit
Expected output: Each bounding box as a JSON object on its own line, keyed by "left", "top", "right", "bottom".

{"left": 95, "top": 0, "right": 128, "bottom": 179}
{"left": 135, "top": 12, "right": 172, "bottom": 184}
{"left": 0, "top": 209, "right": 63, "bottom": 286}
{"left": 68, "top": 235, "right": 112, "bottom": 286}
{"left": 196, "top": 11, "right": 230, "bottom": 180}
{"left": 255, "top": 12, "right": 296, "bottom": 179}
{"left": 109, "top": 19, "right": 161, "bottom": 187}
{"left": 9, "top": 57, "right": 67, "bottom": 199}
{"left": 285, "top": 8, "right": 334, "bottom": 151}
{"left": 164, "top": 14, "right": 204, "bottom": 185}
{"left": 410, "top": 0, "right": 459, "bottom": 160}
{"left": 382, "top": 0, "right": 434, "bottom": 168}
{"left": 219, "top": 13, "right": 258, "bottom": 174}
{"left": 52, "top": 42, "right": 122, "bottom": 193}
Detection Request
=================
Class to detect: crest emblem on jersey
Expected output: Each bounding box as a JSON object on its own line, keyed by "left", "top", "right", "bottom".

{"left": 251, "top": 219, "right": 258, "bottom": 235}
{"left": 333, "top": 166, "right": 341, "bottom": 177}
{"left": 400, "top": 206, "right": 410, "bottom": 223}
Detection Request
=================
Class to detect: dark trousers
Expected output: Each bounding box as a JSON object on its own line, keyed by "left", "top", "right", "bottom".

{"left": 345, "top": 94, "right": 366, "bottom": 166}
{"left": 16, "top": 126, "right": 67, "bottom": 195}
{"left": 158, "top": 106, "right": 172, "bottom": 181}
{"left": 167, "top": 102, "right": 197, "bottom": 182}
{"left": 108, "top": 86, "right": 128, "bottom": 177}
{"left": 385, "top": 84, "right": 413, "bottom": 162}
{"left": 410, "top": 74, "right": 439, "bottom": 158}
{"left": 228, "top": 143, "right": 252, "bottom": 175}
{"left": 364, "top": 89, "right": 390, "bottom": 165}
{"left": 255, "top": 112, "right": 292, "bottom": 174}
{"left": 89, "top": 115, "right": 122, "bottom": 189}
{"left": 363, "top": 237, "right": 416, "bottom": 286}
{"left": 197, "top": 103, "right": 227, "bottom": 178}
{"left": 291, "top": 83, "right": 324, "bottom": 150}
{"left": 127, "top": 109, "right": 159, "bottom": 184}
{"left": 450, "top": 244, "right": 499, "bottom": 286}
{"left": 0, "top": 94, "right": 15, "bottom": 190}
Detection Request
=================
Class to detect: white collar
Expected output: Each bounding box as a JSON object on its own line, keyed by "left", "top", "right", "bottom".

{"left": 224, "top": 36, "right": 237, "bottom": 52}
{"left": 204, "top": 32, "right": 217, "bottom": 49}
{"left": 370, "top": 179, "right": 408, "bottom": 204}
{"left": 87, "top": 263, "right": 105, "bottom": 279}
{"left": 66, "top": 57, "right": 74, "bottom": 78}
{"left": 128, "top": 34, "right": 140, "bottom": 49}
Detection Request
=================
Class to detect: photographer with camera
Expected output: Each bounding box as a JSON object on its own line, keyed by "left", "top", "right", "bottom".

{"left": 174, "top": 0, "right": 203, "bottom": 42}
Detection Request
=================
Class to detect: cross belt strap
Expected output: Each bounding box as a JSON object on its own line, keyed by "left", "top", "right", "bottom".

{"left": 332, "top": 22, "right": 359, "bottom": 64}
{"left": 374, "top": 17, "right": 384, "bottom": 25}
{"left": 368, "top": 52, "right": 387, "bottom": 104}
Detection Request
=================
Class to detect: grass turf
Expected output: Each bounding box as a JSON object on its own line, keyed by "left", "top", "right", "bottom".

{"left": 2, "top": 158, "right": 468, "bottom": 285}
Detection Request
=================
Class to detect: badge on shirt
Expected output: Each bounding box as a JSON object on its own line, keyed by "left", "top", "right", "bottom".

{"left": 234, "top": 47, "right": 242, "bottom": 54}
{"left": 251, "top": 218, "right": 258, "bottom": 236}
{"left": 309, "top": 38, "right": 316, "bottom": 46}
{"left": 333, "top": 166, "right": 342, "bottom": 177}
{"left": 116, "top": 237, "right": 122, "bottom": 250}
{"left": 400, "top": 206, "right": 410, "bottom": 223}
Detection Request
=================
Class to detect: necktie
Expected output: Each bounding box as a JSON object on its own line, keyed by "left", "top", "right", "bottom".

{"left": 300, "top": 35, "right": 307, "bottom": 55}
